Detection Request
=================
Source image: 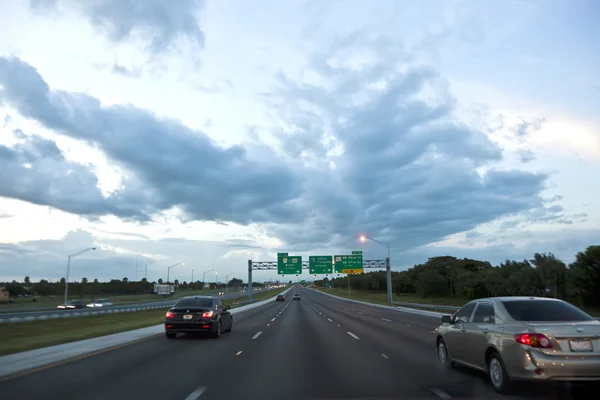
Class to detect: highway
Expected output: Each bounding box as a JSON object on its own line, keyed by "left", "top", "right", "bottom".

{"left": 0, "top": 287, "right": 593, "bottom": 400}
{"left": 0, "top": 288, "right": 269, "bottom": 323}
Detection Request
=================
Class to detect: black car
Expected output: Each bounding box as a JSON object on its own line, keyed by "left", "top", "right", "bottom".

{"left": 57, "top": 300, "right": 87, "bottom": 309}
{"left": 276, "top": 294, "right": 285, "bottom": 302}
{"left": 165, "top": 296, "right": 232, "bottom": 339}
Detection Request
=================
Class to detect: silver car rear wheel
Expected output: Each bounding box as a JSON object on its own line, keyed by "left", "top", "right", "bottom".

{"left": 488, "top": 353, "right": 513, "bottom": 394}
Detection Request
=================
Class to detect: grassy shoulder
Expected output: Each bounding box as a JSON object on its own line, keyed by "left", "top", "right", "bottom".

{"left": 0, "top": 287, "right": 289, "bottom": 356}
{"left": 317, "top": 287, "right": 600, "bottom": 317}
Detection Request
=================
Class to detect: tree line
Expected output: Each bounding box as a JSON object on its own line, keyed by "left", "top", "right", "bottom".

{"left": 318, "top": 245, "right": 600, "bottom": 310}
{"left": 1, "top": 277, "right": 251, "bottom": 299}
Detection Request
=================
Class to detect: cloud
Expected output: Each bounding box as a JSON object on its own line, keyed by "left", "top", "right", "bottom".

{"left": 0, "top": 210, "right": 13, "bottom": 219}
{"left": 261, "top": 33, "right": 552, "bottom": 251}
{"left": 511, "top": 117, "right": 546, "bottom": 142}
{"left": 29, "top": 0, "right": 205, "bottom": 58}
{"left": 517, "top": 149, "right": 536, "bottom": 163}
{"left": 0, "top": 56, "right": 305, "bottom": 226}
{"left": 111, "top": 64, "right": 141, "bottom": 78}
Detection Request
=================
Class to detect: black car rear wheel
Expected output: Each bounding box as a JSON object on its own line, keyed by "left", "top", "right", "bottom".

{"left": 166, "top": 332, "right": 176, "bottom": 339}
{"left": 212, "top": 320, "right": 222, "bottom": 338}
{"left": 226, "top": 318, "right": 233, "bottom": 333}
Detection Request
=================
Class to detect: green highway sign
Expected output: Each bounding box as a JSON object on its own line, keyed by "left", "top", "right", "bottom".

{"left": 352, "top": 250, "right": 363, "bottom": 255}
{"left": 278, "top": 255, "right": 302, "bottom": 275}
{"left": 277, "top": 252, "right": 288, "bottom": 257}
{"left": 309, "top": 256, "right": 333, "bottom": 274}
{"left": 334, "top": 254, "right": 363, "bottom": 274}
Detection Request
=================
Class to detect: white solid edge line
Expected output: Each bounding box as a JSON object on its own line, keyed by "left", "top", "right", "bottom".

{"left": 271, "top": 318, "right": 276, "bottom": 321}
{"left": 381, "top": 354, "right": 388, "bottom": 359}
{"left": 358, "top": 312, "right": 363, "bottom": 314}
{"left": 252, "top": 331, "right": 262, "bottom": 339}
{"left": 430, "top": 388, "right": 452, "bottom": 399}
{"left": 184, "top": 385, "right": 208, "bottom": 400}
{"left": 346, "top": 331, "right": 360, "bottom": 340}
{"left": 327, "top": 318, "right": 332, "bottom": 322}
{"left": 380, "top": 318, "right": 392, "bottom": 322}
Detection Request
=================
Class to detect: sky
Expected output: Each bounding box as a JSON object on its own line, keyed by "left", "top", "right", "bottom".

{"left": 0, "top": 0, "right": 598, "bottom": 284}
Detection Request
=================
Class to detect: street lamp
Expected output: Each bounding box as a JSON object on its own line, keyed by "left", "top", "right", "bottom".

{"left": 64, "top": 247, "right": 96, "bottom": 304}
{"left": 203, "top": 269, "right": 214, "bottom": 288}
{"left": 359, "top": 234, "right": 393, "bottom": 305}
{"left": 166, "top": 262, "right": 184, "bottom": 284}
{"left": 225, "top": 272, "right": 234, "bottom": 292}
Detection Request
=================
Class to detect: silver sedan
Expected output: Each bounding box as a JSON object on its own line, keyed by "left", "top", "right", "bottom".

{"left": 435, "top": 296, "right": 600, "bottom": 394}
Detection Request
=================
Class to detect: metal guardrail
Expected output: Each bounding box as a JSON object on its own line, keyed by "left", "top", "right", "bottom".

{"left": 0, "top": 301, "right": 177, "bottom": 324}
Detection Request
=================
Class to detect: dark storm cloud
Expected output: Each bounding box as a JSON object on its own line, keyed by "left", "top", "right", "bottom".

{"left": 0, "top": 56, "right": 301, "bottom": 225}
{"left": 263, "top": 34, "right": 552, "bottom": 251}
{"left": 29, "top": 0, "right": 205, "bottom": 57}
{"left": 0, "top": 132, "right": 148, "bottom": 219}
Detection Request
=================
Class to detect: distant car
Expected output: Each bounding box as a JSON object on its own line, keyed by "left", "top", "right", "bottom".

{"left": 86, "top": 299, "right": 113, "bottom": 308}
{"left": 218, "top": 292, "right": 224, "bottom": 296}
{"left": 57, "top": 300, "right": 86, "bottom": 309}
{"left": 435, "top": 296, "right": 600, "bottom": 394}
{"left": 276, "top": 294, "right": 285, "bottom": 302}
{"left": 165, "top": 296, "right": 232, "bottom": 339}
{"left": 293, "top": 293, "right": 300, "bottom": 301}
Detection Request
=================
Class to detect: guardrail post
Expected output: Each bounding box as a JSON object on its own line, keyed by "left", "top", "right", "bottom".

{"left": 386, "top": 257, "right": 392, "bottom": 305}
{"left": 248, "top": 260, "right": 253, "bottom": 301}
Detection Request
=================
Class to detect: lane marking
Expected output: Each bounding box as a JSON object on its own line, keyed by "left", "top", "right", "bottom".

{"left": 346, "top": 331, "right": 360, "bottom": 340}
{"left": 381, "top": 354, "right": 389, "bottom": 359}
{"left": 358, "top": 312, "right": 363, "bottom": 315}
{"left": 327, "top": 318, "right": 332, "bottom": 322}
{"left": 236, "top": 351, "right": 242, "bottom": 356}
{"left": 430, "top": 331, "right": 436, "bottom": 334}
{"left": 0, "top": 333, "right": 162, "bottom": 383}
{"left": 252, "top": 331, "right": 262, "bottom": 339}
{"left": 406, "top": 324, "right": 411, "bottom": 327}
{"left": 337, "top": 324, "right": 340, "bottom": 327}
{"left": 271, "top": 318, "right": 276, "bottom": 321}
{"left": 267, "top": 323, "right": 270, "bottom": 326}
{"left": 380, "top": 318, "right": 392, "bottom": 322}
{"left": 430, "top": 388, "right": 452, "bottom": 399}
{"left": 184, "top": 385, "right": 208, "bottom": 400}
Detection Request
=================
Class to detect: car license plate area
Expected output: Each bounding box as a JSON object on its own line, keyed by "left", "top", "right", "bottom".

{"left": 183, "top": 314, "right": 193, "bottom": 320}
{"left": 569, "top": 339, "right": 593, "bottom": 352}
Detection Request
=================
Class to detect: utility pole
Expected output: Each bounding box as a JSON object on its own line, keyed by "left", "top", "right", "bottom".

{"left": 135, "top": 255, "right": 139, "bottom": 281}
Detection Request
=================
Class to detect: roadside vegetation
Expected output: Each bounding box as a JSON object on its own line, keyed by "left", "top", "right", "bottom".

{"left": 0, "top": 287, "right": 288, "bottom": 355}
{"left": 314, "top": 246, "right": 600, "bottom": 316}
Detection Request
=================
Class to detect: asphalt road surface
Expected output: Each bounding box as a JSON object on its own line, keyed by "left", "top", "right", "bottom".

{"left": 1, "top": 288, "right": 595, "bottom": 400}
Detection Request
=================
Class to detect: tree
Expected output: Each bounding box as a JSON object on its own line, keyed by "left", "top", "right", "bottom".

{"left": 93, "top": 278, "right": 99, "bottom": 284}
{"left": 158, "top": 278, "right": 163, "bottom": 284}
{"left": 417, "top": 270, "right": 448, "bottom": 300}
{"left": 569, "top": 246, "right": 600, "bottom": 308}
{"left": 174, "top": 279, "right": 179, "bottom": 285}
{"left": 122, "top": 277, "right": 129, "bottom": 283}
{"left": 24, "top": 276, "right": 30, "bottom": 285}
{"left": 81, "top": 277, "right": 88, "bottom": 284}
{"left": 60, "top": 277, "right": 66, "bottom": 284}
{"left": 531, "top": 253, "right": 567, "bottom": 299}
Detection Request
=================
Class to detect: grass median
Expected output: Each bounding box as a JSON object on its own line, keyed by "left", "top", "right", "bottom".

{"left": 0, "top": 287, "right": 288, "bottom": 356}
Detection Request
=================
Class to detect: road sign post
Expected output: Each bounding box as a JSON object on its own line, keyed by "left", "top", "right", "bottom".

{"left": 309, "top": 256, "right": 333, "bottom": 274}
{"left": 277, "top": 254, "right": 302, "bottom": 275}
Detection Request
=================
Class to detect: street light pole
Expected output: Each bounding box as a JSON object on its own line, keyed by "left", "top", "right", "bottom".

{"left": 64, "top": 247, "right": 96, "bottom": 304}
{"left": 166, "top": 262, "right": 184, "bottom": 284}
{"left": 225, "top": 272, "right": 234, "bottom": 293}
{"left": 203, "top": 269, "right": 214, "bottom": 289}
{"left": 360, "top": 235, "right": 393, "bottom": 305}
{"left": 191, "top": 269, "right": 194, "bottom": 289}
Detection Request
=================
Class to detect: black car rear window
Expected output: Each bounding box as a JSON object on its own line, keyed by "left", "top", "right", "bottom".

{"left": 176, "top": 298, "right": 213, "bottom": 308}
{"left": 502, "top": 300, "right": 594, "bottom": 322}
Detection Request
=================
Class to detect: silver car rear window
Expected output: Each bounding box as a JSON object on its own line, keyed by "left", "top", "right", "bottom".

{"left": 502, "top": 300, "right": 593, "bottom": 322}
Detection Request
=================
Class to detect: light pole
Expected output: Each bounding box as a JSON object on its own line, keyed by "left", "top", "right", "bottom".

{"left": 225, "top": 272, "right": 234, "bottom": 292}
{"left": 214, "top": 271, "right": 218, "bottom": 288}
{"left": 191, "top": 269, "right": 194, "bottom": 290}
{"left": 203, "top": 269, "right": 214, "bottom": 289}
{"left": 166, "top": 262, "right": 184, "bottom": 284}
{"left": 64, "top": 247, "right": 96, "bottom": 304}
{"left": 360, "top": 235, "right": 393, "bottom": 305}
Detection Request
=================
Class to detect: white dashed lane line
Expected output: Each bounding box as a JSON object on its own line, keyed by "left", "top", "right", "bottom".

{"left": 381, "top": 354, "right": 388, "bottom": 359}
{"left": 346, "top": 331, "right": 360, "bottom": 340}
{"left": 357, "top": 312, "right": 364, "bottom": 315}
{"left": 252, "top": 331, "right": 262, "bottom": 340}
{"left": 327, "top": 318, "right": 332, "bottom": 322}
{"left": 380, "top": 317, "right": 392, "bottom": 322}
{"left": 183, "top": 386, "right": 208, "bottom": 400}
{"left": 430, "top": 388, "right": 453, "bottom": 399}
{"left": 236, "top": 351, "right": 242, "bottom": 356}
